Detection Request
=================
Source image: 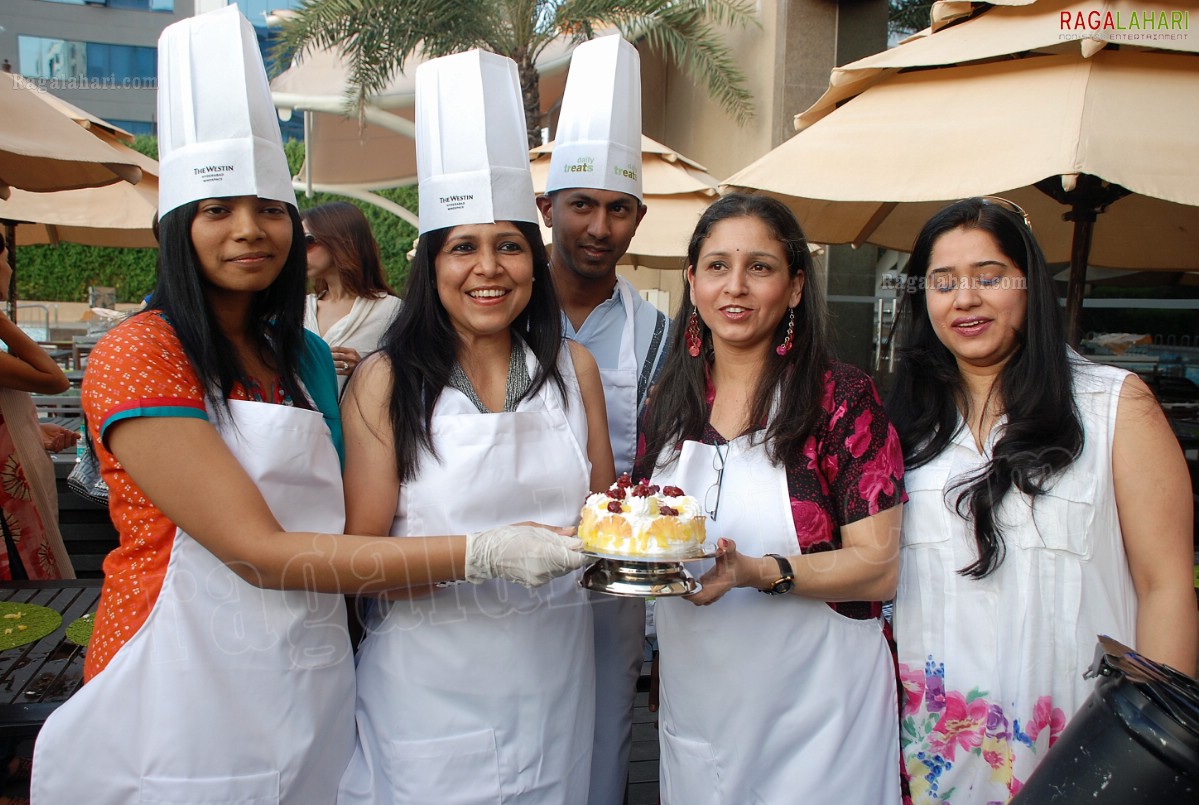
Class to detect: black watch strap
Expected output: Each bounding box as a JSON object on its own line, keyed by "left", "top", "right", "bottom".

{"left": 762, "top": 553, "right": 794, "bottom": 595}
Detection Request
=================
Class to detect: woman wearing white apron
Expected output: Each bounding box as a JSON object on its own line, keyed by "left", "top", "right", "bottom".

{"left": 338, "top": 48, "right": 618, "bottom": 801}
{"left": 336, "top": 208, "right": 613, "bottom": 805}
{"left": 31, "top": 13, "right": 587, "bottom": 804}
{"left": 639, "top": 195, "right": 906, "bottom": 803}
{"left": 885, "top": 198, "right": 1196, "bottom": 803}
{"left": 337, "top": 50, "right": 615, "bottom": 805}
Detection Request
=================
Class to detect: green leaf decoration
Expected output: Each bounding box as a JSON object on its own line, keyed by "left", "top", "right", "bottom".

{"left": 0, "top": 602, "right": 62, "bottom": 651}
{"left": 65, "top": 612, "right": 96, "bottom": 648}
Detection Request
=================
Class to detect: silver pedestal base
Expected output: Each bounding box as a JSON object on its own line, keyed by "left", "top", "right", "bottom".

{"left": 580, "top": 558, "right": 697, "bottom": 597}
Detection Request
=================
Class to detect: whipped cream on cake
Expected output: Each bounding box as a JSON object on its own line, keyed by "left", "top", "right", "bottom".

{"left": 579, "top": 473, "right": 706, "bottom": 558}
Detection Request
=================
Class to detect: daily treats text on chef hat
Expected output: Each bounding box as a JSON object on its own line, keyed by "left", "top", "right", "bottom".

{"left": 415, "top": 50, "right": 539, "bottom": 235}
{"left": 156, "top": 5, "right": 296, "bottom": 218}
{"left": 546, "top": 35, "right": 643, "bottom": 202}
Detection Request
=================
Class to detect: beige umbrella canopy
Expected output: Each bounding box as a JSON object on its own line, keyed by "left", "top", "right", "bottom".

{"left": 0, "top": 72, "right": 143, "bottom": 199}
{"left": 724, "top": 0, "right": 1199, "bottom": 341}
{"left": 0, "top": 96, "right": 158, "bottom": 249}
{"left": 529, "top": 135, "right": 719, "bottom": 269}
{"left": 271, "top": 40, "right": 574, "bottom": 226}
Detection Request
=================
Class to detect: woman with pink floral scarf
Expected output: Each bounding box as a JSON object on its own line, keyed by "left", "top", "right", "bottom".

{"left": 638, "top": 194, "right": 906, "bottom": 803}
{"left": 886, "top": 198, "right": 1196, "bottom": 803}
{"left": 0, "top": 232, "right": 76, "bottom": 581}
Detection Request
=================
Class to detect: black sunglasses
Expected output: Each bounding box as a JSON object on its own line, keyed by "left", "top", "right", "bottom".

{"left": 304, "top": 233, "right": 318, "bottom": 248}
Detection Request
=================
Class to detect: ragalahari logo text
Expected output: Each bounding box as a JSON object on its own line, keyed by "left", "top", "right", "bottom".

{"left": 1060, "top": 8, "right": 1189, "bottom": 41}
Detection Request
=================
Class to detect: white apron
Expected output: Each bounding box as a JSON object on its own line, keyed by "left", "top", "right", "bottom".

{"left": 587, "top": 275, "right": 648, "bottom": 805}
{"left": 338, "top": 349, "right": 595, "bottom": 805}
{"left": 653, "top": 437, "right": 900, "bottom": 804}
{"left": 32, "top": 399, "right": 356, "bottom": 805}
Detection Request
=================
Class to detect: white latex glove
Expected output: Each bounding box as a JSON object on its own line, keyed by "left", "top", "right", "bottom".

{"left": 465, "top": 525, "right": 586, "bottom": 588}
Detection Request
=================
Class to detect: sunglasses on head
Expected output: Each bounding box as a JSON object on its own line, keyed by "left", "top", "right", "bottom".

{"left": 974, "top": 195, "right": 1033, "bottom": 230}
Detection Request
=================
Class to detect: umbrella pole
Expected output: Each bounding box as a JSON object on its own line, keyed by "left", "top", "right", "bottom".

{"left": 1064, "top": 208, "right": 1095, "bottom": 348}
{"left": 2, "top": 222, "right": 14, "bottom": 323}
{"left": 1036, "top": 174, "right": 1130, "bottom": 349}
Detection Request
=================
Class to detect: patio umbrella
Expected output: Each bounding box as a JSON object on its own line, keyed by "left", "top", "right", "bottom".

{"left": 0, "top": 96, "right": 158, "bottom": 322}
{"left": 0, "top": 100, "right": 158, "bottom": 249}
{"left": 0, "top": 72, "right": 143, "bottom": 199}
{"left": 271, "top": 39, "right": 573, "bottom": 226}
{"left": 529, "top": 134, "right": 719, "bottom": 270}
{"left": 723, "top": 0, "right": 1199, "bottom": 342}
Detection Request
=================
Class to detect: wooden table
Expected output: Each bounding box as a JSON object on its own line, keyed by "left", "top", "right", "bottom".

{"left": 0, "top": 581, "right": 101, "bottom": 739}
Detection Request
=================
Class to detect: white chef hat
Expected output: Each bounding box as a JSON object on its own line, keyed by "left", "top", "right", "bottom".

{"left": 546, "top": 35, "right": 642, "bottom": 202}
{"left": 156, "top": 5, "right": 296, "bottom": 218}
{"left": 415, "top": 50, "right": 538, "bottom": 235}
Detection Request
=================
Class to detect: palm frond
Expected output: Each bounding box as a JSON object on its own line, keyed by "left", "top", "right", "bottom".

{"left": 277, "top": 0, "right": 757, "bottom": 130}
{"left": 551, "top": 0, "right": 757, "bottom": 124}
{"left": 277, "top": 0, "right": 497, "bottom": 110}
{"left": 631, "top": 1, "right": 758, "bottom": 125}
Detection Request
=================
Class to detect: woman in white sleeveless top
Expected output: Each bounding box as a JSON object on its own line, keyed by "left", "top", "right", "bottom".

{"left": 302, "top": 202, "right": 402, "bottom": 393}
{"left": 337, "top": 217, "right": 614, "bottom": 804}
{"left": 886, "top": 197, "right": 1197, "bottom": 804}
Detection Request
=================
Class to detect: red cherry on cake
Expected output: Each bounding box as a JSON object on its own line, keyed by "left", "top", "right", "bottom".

{"left": 615, "top": 473, "right": 633, "bottom": 489}
{"left": 647, "top": 484, "right": 660, "bottom": 495}
{"left": 606, "top": 500, "right": 624, "bottom": 514}
{"left": 608, "top": 486, "right": 626, "bottom": 500}
{"left": 630, "top": 484, "right": 652, "bottom": 497}
{"left": 660, "top": 506, "right": 679, "bottom": 516}
{"left": 662, "top": 486, "right": 684, "bottom": 498}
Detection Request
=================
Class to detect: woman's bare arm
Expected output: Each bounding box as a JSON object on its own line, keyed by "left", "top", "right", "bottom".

{"left": 0, "top": 313, "right": 69, "bottom": 394}
{"left": 568, "top": 340, "right": 617, "bottom": 494}
{"left": 106, "top": 410, "right": 466, "bottom": 596}
{"left": 1113, "top": 374, "right": 1197, "bottom": 674}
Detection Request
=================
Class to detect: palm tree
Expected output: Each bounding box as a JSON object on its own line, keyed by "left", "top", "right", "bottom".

{"left": 888, "top": 0, "right": 934, "bottom": 38}
{"left": 277, "top": 0, "right": 757, "bottom": 147}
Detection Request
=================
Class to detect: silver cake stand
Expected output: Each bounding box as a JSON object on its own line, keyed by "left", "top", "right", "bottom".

{"left": 579, "top": 548, "right": 715, "bottom": 597}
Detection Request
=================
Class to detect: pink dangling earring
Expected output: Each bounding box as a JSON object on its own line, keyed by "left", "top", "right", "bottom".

{"left": 686, "top": 310, "right": 702, "bottom": 358}
{"left": 776, "top": 307, "right": 796, "bottom": 356}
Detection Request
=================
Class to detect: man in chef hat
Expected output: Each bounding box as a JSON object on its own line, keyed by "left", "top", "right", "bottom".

{"left": 536, "top": 34, "right": 670, "bottom": 805}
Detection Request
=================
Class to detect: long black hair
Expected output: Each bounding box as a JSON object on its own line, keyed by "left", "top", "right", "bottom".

{"left": 375, "top": 220, "right": 565, "bottom": 484}
{"left": 885, "top": 198, "right": 1083, "bottom": 578}
{"left": 639, "top": 193, "right": 831, "bottom": 474}
{"left": 147, "top": 198, "right": 313, "bottom": 413}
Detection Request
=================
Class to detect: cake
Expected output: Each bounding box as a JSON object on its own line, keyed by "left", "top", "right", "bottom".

{"left": 579, "top": 473, "right": 707, "bottom": 558}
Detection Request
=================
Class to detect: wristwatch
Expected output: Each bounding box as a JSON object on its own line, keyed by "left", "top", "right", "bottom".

{"left": 761, "top": 553, "right": 794, "bottom": 595}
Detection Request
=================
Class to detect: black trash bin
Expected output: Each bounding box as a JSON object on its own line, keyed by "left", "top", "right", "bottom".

{"left": 1011, "top": 636, "right": 1199, "bottom": 804}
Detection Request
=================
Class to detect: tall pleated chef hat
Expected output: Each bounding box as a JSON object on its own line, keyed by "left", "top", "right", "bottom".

{"left": 546, "top": 35, "right": 642, "bottom": 202}
{"left": 156, "top": 5, "right": 296, "bottom": 218}
{"left": 415, "top": 50, "right": 538, "bottom": 235}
